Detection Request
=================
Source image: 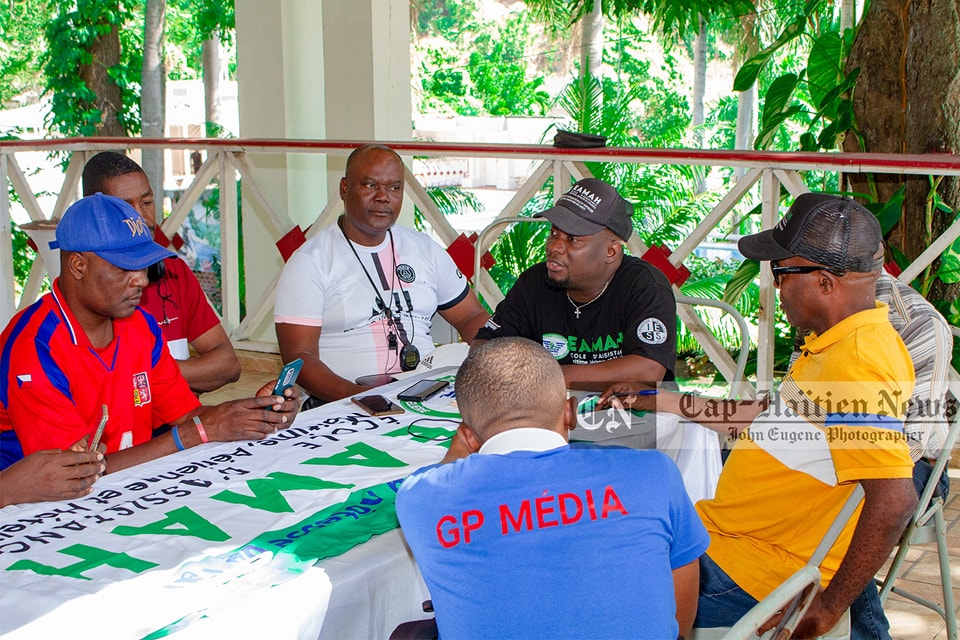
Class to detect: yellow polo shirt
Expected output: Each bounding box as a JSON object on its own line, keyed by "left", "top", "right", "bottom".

{"left": 698, "top": 303, "right": 915, "bottom": 599}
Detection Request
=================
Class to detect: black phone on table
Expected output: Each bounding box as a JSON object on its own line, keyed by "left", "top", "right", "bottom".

{"left": 397, "top": 379, "right": 449, "bottom": 402}
{"left": 352, "top": 394, "right": 405, "bottom": 416}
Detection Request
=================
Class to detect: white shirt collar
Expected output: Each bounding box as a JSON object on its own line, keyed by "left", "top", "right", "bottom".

{"left": 478, "top": 428, "right": 568, "bottom": 455}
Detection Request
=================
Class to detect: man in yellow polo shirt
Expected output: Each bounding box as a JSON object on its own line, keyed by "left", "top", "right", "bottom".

{"left": 601, "top": 193, "right": 917, "bottom": 640}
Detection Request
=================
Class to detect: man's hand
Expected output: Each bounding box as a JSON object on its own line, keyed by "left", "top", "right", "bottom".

{"left": 196, "top": 380, "right": 301, "bottom": 442}
{"left": 441, "top": 424, "right": 480, "bottom": 463}
{"left": 790, "top": 593, "right": 845, "bottom": 639}
{"left": 0, "top": 439, "right": 105, "bottom": 507}
{"left": 597, "top": 381, "right": 660, "bottom": 411}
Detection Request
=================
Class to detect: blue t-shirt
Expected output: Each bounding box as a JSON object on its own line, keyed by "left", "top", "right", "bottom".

{"left": 396, "top": 443, "right": 709, "bottom": 639}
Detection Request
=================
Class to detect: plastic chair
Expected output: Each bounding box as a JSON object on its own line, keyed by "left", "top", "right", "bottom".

{"left": 875, "top": 371, "right": 960, "bottom": 640}
{"left": 720, "top": 565, "right": 822, "bottom": 640}
{"left": 691, "top": 486, "right": 864, "bottom": 640}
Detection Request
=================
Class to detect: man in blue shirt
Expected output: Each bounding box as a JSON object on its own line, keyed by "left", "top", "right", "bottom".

{"left": 396, "top": 337, "right": 708, "bottom": 639}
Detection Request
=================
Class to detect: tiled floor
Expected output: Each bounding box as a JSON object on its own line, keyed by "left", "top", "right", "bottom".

{"left": 202, "top": 357, "right": 959, "bottom": 640}
{"left": 881, "top": 474, "right": 959, "bottom": 640}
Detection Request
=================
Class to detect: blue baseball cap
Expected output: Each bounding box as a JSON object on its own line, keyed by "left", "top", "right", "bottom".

{"left": 52, "top": 193, "right": 175, "bottom": 270}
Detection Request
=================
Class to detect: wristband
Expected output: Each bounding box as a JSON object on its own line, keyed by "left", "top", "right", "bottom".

{"left": 193, "top": 416, "right": 209, "bottom": 443}
{"left": 171, "top": 425, "right": 186, "bottom": 451}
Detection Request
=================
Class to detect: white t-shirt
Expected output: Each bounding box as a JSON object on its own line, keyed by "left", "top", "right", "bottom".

{"left": 274, "top": 222, "right": 469, "bottom": 382}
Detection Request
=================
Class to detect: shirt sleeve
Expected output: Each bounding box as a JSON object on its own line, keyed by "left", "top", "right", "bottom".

{"left": 662, "top": 455, "right": 711, "bottom": 568}
{"left": 474, "top": 268, "right": 537, "bottom": 341}
{"left": 821, "top": 356, "right": 915, "bottom": 484}
{"left": 618, "top": 266, "right": 678, "bottom": 374}
{"left": 426, "top": 239, "right": 470, "bottom": 310}
{"left": 6, "top": 358, "right": 91, "bottom": 455}
{"left": 274, "top": 246, "right": 326, "bottom": 327}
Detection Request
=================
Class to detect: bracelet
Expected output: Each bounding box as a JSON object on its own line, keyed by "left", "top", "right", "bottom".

{"left": 193, "top": 416, "right": 209, "bottom": 443}
{"left": 171, "top": 425, "right": 186, "bottom": 451}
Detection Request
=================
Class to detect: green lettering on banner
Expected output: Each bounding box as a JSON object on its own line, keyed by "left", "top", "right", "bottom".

{"left": 303, "top": 441, "right": 406, "bottom": 468}
{"left": 110, "top": 506, "right": 230, "bottom": 541}
{"left": 253, "top": 480, "right": 403, "bottom": 561}
{"left": 142, "top": 480, "right": 405, "bottom": 639}
{"left": 211, "top": 472, "right": 354, "bottom": 513}
{"left": 604, "top": 335, "right": 619, "bottom": 350}
{"left": 382, "top": 425, "right": 455, "bottom": 444}
{"left": 7, "top": 543, "right": 158, "bottom": 580}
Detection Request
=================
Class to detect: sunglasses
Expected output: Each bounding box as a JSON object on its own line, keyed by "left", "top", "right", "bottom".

{"left": 770, "top": 260, "right": 845, "bottom": 286}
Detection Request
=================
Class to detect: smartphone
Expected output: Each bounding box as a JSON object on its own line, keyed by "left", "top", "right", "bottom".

{"left": 397, "top": 379, "right": 449, "bottom": 402}
{"left": 272, "top": 358, "right": 304, "bottom": 397}
{"left": 352, "top": 394, "right": 405, "bottom": 416}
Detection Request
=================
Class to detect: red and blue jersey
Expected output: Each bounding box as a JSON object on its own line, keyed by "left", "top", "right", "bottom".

{"left": 0, "top": 280, "right": 200, "bottom": 459}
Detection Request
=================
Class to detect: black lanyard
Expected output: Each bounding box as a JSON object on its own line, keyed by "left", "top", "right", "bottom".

{"left": 338, "top": 218, "right": 420, "bottom": 371}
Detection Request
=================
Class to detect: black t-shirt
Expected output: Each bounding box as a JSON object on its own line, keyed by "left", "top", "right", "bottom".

{"left": 476, "top": 256, "right": 677, "bottom": 379}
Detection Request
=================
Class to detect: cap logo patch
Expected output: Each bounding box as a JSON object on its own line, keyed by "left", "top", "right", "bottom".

{"left": 122, "top": 216, "right": 150, "bottom": 238}
{"left": 637, "top": 318, "right": 668, "bottom": 345}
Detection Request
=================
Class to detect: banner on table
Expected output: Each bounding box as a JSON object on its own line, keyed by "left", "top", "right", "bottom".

{"left": 0, "top": 404, "right": 456, "bottom": 639}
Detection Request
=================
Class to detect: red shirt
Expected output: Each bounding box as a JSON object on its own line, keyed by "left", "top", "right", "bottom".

{"left": 0, "top": 280, "right": 200, "bottom": 455}
{"left": 139, "top": 257, "right": 221, "bottom": 358}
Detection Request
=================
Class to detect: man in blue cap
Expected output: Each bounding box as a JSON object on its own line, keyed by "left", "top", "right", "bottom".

{"left": 0, "top": 193, "right": 299, "bottom": 485}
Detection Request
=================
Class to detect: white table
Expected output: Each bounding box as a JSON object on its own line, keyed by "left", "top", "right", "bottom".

{"left": 0, "top": 367, "right": 721, "bottom": 638}
{"left": 0, "top": 371, "right": 454, "bottom": 639}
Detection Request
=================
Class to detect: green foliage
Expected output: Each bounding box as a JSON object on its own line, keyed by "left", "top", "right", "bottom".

{"left": 467, "top": 12, "right": 550, "bottom": 116}
{"left": 413, "top": 186, "right": 483, "bottom": 232}
{"left": 412, "top": 0, "right": 477, "bottom": 39}
{"left": 418, "top": 47, "right": 478, "bottom": 115}
{"left": 10, "top": 223, "right": 36, "bottom": 298}
{"left": 415, "top": 3, "right": 551, "bottom": 117}
{"left": 41, "top": 0, "right": 143, "bottom": 136}
{"left": 0, "top": 0, "right": 49, "bottom": 106}
{"left": 166, "top": 0, "right": 235, "bottom": 81}
{"left": 487, "top": 192, "right": 553, "bottom": 294}
{"left": 524, "top": 0, "right": 754, "bottom": 39}
{"left": 731, "top": 0, "right": 860, "bottom": 153}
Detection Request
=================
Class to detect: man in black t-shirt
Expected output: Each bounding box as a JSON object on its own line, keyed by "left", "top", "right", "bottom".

{"left": 474, "top": 178, "right": 677, "bottom": 388}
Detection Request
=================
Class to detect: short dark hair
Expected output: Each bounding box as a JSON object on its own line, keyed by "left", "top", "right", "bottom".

{"left": 344, "top": 144, "right": 402, "bottom": 179}
{"left": 82, "top": 151, "right": 144, "bottom": 197}
{"left": 456, "top": 337, "right": 566, "bottom": 439}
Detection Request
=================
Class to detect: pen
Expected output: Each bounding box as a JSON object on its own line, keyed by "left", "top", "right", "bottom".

{"left": 89, "top": 404, "right": 108, "bottom": 452}
{"left": 610, "top": 390, "right": 659, "bottom": 396}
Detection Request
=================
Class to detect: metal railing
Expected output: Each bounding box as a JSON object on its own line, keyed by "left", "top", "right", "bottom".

{"left": 2, "top": 137, "right": 959, "bottom": 398}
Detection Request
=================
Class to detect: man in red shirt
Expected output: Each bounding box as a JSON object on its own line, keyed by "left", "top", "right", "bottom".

{"left": 82, "top": 151, "right": 240, "bottom": 394}
{"left": 0, "top": 193, "right": 299, "bottom": 480}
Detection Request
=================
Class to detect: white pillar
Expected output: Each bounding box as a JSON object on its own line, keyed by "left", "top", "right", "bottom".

{"left": 235, "top": 0, "right": 411, "bottom": 345}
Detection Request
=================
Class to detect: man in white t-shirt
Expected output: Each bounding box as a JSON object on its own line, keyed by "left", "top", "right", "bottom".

{"left": 274, "top": 145, "right": 489, "bottom": 403}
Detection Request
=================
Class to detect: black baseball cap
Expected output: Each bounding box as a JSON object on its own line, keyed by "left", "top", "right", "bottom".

{"left": 738, "top": 193, "right": 882, "bottom": 272}
{"left": 536, "top": 178, "right": 633, "bottom": 241}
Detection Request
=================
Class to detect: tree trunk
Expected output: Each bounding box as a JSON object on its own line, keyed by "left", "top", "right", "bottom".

{"left": 79, "top": 20, "right": 125, "bottom": 136}
{"left": 734, "top": 8, "right": 759, "bottom": 180}
{"left": 844, "top": 0, "right": 960, "bottom": 301}
{"left": 581, "top": 1, "right": 604, "bottom": 78}
{"left": 692, "top": 14, "right": 707, "bottom": 192}
{"left": 141, "top": 0, "right": 166, "bottom": 203}
{"left": 202, "top": 34, "right": 222, "bottom": 134}
{"left": 840, "top": 0, "right": 856, "bottom": 34}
